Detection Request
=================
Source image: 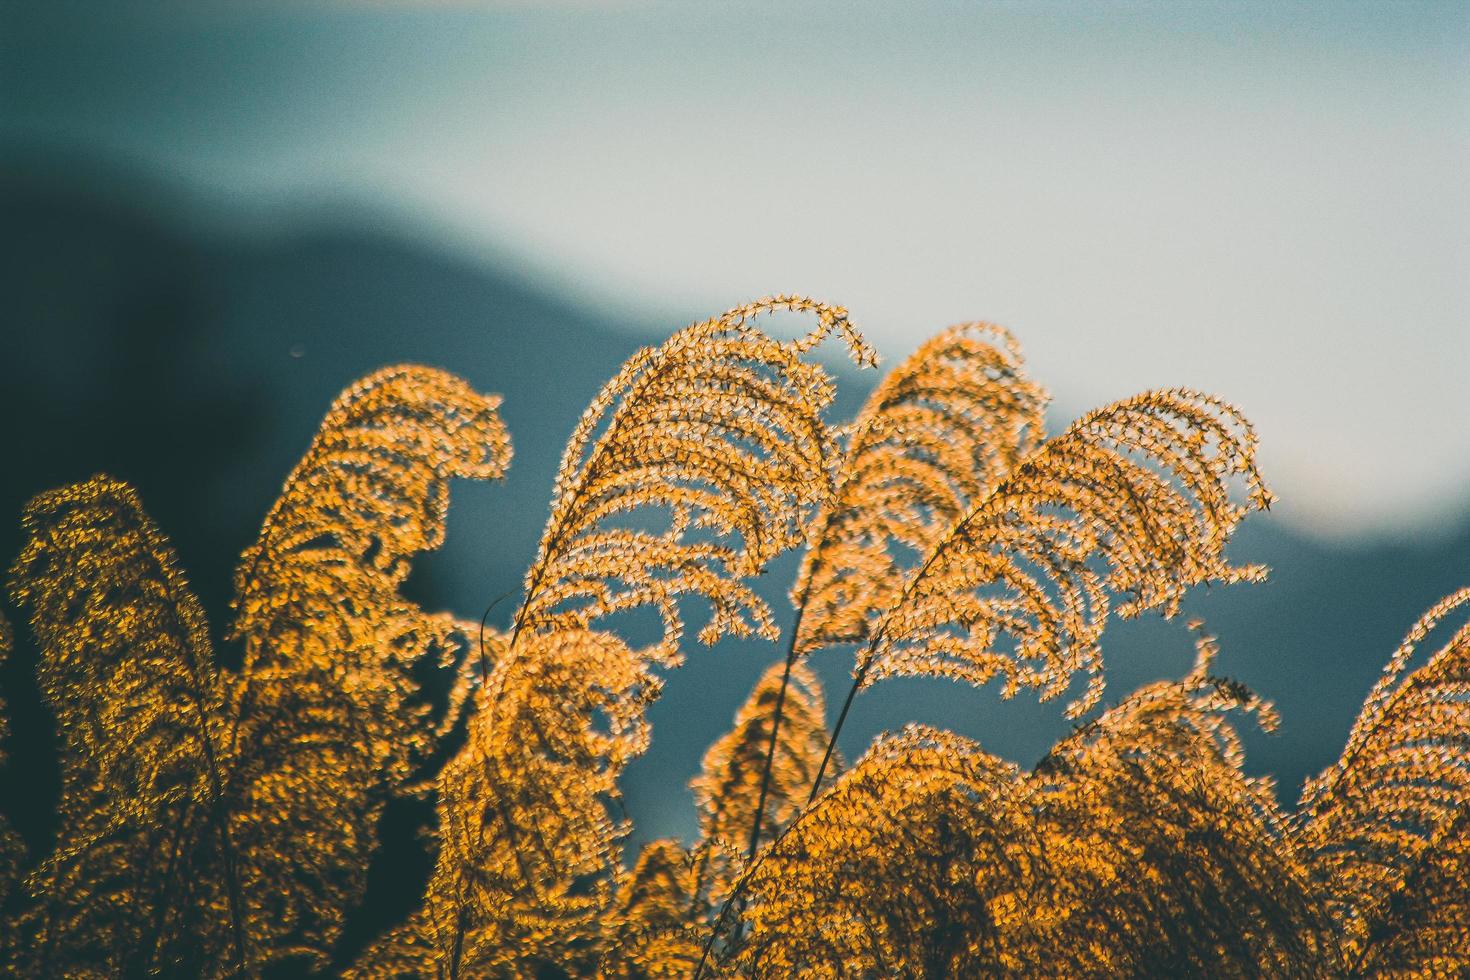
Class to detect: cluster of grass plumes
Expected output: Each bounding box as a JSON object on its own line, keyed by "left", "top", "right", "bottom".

{"left": 0, "top": 296, "right": 1466, "bottom": 977}
{"left": 2, "top": 369, "right": 509, "bottom": 976}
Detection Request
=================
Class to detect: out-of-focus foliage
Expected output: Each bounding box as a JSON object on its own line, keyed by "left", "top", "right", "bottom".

{"left": 689, "top": 661, "right": 832, "bottom": 903}
{"left": 355, "top": 629, "right": 665, "bottom": 978}
{"left": 599, "top": 839, "right": 704, "bottom": 979}
{"left": 1297, "top": 587, "right": 1470, "bottom": 977}
{"left": 0, "top": 367, "right": 508, "bottom": 977}
{"left": 0, "top": 612, "right": 25, "bottom": 957}
{"left": 2, "top": 299, "right": 1466, "bottom": 979}
{"left": 228, "top": 366, "right": 509, "bottom": 967}
{"left": 9, "top": 478, "right": 242, "bottom": 978}
{"left": 600, "top": 657, "right": 836, "bottom": 980}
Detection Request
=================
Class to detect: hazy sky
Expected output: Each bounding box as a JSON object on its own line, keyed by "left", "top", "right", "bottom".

{"left": 5, "top": 0, "right": 1467, "bottom": 538}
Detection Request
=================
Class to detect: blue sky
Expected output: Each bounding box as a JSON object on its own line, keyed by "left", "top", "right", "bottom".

{"left": 5, "top": 0, "right": 1467, "bottom": 538}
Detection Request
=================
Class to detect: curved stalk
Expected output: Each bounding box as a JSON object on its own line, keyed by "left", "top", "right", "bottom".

{"left": 743, "top": 605, "right": 804, "bottom": 863}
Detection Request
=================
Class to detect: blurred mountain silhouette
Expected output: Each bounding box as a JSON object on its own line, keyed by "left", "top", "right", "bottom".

{"left": 2, "top": 144, "right": 1467, "bottom": 969}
